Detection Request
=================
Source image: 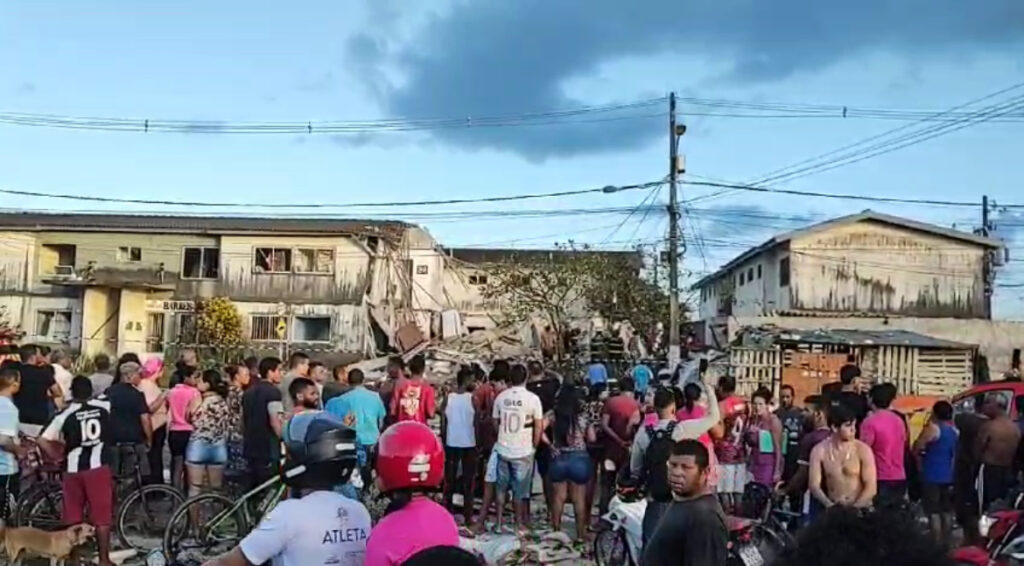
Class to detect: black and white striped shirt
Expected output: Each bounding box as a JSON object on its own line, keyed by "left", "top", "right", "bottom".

{"left": 41, "top": 399, "right": 113, "bottom": 473}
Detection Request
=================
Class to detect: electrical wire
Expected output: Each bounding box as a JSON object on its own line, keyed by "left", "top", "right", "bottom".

{"left": 0, "top": 180, "right": 665, "bottom": 209}
{"left": 0, "top": 98, "right": 667, "bottom": 134}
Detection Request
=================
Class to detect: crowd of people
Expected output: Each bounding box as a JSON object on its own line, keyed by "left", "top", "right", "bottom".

{"left": 0, "top": 342, "right": 989, "bottom": 566}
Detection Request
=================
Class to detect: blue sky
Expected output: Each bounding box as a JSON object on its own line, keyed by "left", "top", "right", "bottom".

{"left": 2, "top": 2, "right": 1024, "bottom": 315}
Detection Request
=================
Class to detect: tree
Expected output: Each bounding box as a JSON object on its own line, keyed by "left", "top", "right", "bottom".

{"left": 480, "top": 243, "right": 673, "bottom": 344}
{"left": 194, "top": 296, "right": 244, "bottom": 364}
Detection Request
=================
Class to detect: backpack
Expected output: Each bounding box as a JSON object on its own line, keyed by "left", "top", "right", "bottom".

{"left": 642, "top": 421, "right": 678, "bottom": 502}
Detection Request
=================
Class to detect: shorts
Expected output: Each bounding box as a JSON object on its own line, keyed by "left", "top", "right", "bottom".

{"left": 548, "top": 451, "right": 593, "bottom": 485}
{"left": 186, "top": 439, "right": 228, "bottom": 466}
{"left": 875, "top": 480, "right": 907, "bottom": 511}
{"left": 979, "top": 464, "right": 1015, "bottom": 509}
{"left": 718, "top": 463, "right": 747, "bottom": 494}
{"left": 63, "top": 466, "right": 114, "bottom": 527}
{"left": 485, "top": 451, "right": 498, "bottom": 484}
{"left": 495, "top": 454, "right": 534, "bottom": 501}
{"left": 0, "top": 473, "right": 19, "bottom": 521}
{"left": 168, "top": 430, "right": 192, "bottom": 457}
{"left": 921, "top": 482, "right": 954, "bottom": 514}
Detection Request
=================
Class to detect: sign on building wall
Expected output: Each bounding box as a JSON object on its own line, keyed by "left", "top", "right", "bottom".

{"left": 145, "top": 300, "right": 196, "bottom": 312}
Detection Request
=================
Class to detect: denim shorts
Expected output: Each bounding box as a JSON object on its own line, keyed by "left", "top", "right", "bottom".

{"left": 185, "top": 439, "right": 228, "bottom": 466}
{"left": 495, "top": 454, "right": 534, "bottom": 501}
{"left": 548, "top": 450, "right": 593, "bottom": 485}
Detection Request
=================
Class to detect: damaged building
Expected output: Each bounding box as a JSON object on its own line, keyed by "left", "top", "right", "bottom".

{"left": 0, "top": 212, "right": 642, "bottom": 365}
{"left": 0, "top": 213, "right": 440, "bottom": 358}
{"left": 692, "top": 210, "right": 1024, "bottom": 377}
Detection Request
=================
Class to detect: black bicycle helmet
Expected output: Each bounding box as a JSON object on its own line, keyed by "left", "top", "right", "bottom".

{"left": 281, "top": 411, "right": 358, "bottom": 489}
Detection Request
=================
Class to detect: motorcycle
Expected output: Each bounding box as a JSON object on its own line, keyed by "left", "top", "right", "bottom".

{"left": 952, "top": 492, "right": 1024, "bottom": 566}
{"left": 593, "top": 484, "right": 647, "bottom": 566}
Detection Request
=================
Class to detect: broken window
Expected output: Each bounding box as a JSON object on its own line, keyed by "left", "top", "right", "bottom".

{"left": 182, "top": 247, "right": 220, "bottom": 279}
{"left": 118, "top": 246, "right": 142, "bottom": 262}
{"left": 35, "top": 310, "right": 72, "bottom": 342}
{"left": 293, "top": 316, "right": 331, "bottom": 342}
{"left": 468, "top": 274, "right": 488, "bottom": 286}
{"left": 254, "top": 248, "right": 292, "bottom": 273}
{"left": 294, "top": 248, "right": 334, "bottom": 274}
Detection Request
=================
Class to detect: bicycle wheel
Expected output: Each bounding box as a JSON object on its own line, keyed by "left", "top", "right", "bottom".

{"left": 593, "top": 527, "right": 630, "bottom": 566}
{"left": 163, "top": 492, "right": 250, "bottom": 565}
{"left": 16, "top": 483, "right": 64, "bottom": 531}
{"left": 117, "top": 485, "right": 185, "bottom": 550}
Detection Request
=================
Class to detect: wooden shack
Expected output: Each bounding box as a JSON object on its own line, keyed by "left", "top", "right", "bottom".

{"left": 725, "top": 328, "right": 976, "bottom": 399}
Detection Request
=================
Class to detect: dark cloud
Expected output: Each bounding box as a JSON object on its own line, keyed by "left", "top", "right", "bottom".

{"left": 349, "top": 1, "right": 1024, "bottom": 160}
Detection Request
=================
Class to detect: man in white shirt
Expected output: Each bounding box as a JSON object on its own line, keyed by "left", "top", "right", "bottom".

{"left": 491, "top": 364, "right": 543, "bottom": 534}
{"left": 204, "top": 413, "right": 370, "bottom": 566}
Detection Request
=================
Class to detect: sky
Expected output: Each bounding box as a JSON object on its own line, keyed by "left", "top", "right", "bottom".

{"left": 2, "top": 2, "right": 1024, "bottom": 315}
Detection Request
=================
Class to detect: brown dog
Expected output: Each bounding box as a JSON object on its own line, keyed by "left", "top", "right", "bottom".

{"left": 1, "top": 523, "right": 95, "bottom": 566}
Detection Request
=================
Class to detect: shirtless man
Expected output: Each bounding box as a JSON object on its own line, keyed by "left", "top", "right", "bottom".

{"left": 975, "top": 393, "right": 1021, "bottom": 509}
{"left": 808, "top": 404, "right": 877, "bottom": 514}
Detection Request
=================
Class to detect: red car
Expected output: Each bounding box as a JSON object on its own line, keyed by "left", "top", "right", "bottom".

{"left": 951, "top": 381, "right": 1024, "bottom": 418}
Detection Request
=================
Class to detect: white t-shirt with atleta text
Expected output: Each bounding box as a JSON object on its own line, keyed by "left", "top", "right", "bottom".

{"left": 239, "top": 490, "right": 371, "bottom": 566}
{"left": 492, "top": 385, "right": 544, "bottom": 460}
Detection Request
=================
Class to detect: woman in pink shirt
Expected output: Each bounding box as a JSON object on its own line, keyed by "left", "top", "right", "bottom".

{"left": 676, "top": 382, "right": 719, "bottom": 488}
{"left": 366, "top": 422, "right": 459, "bottom": 566}
{"left": 166, "top": 365, "right": 201, "bottom": 491}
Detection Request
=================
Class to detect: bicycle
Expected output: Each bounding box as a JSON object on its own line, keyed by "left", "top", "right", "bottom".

{"left": 17, "top": 443, "right": 184, "bottom": 551}
{"left": 162, "top": 473, "right": 286, "bottom": 565}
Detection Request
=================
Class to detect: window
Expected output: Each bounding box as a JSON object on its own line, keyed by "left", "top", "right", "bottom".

{"left": 146, "top": 313, "right": 165, "bottom": 352}
{"left": 293, "top": 316, "right": 331, "bottom": 342}
{"left": 294, "top": 248, "right": 334, "bottom": 274}
{"left": 738, "top": 272, "right": 745, "bottom": 285}
{"left": 757, "top": 265, "right": 762, "bottom": 279}
{"left": 468, "top": 274, "right": 489, "bottom": 286}
{"left": 176, "top": 313, "right": 198, "bottom": 345}
{"left": 255, "top": 248, "right": 292, "bottom": 273}
{"left": 118, "top": 246, "right": 142, "bottom": 262}
{"left": 416, "top": 264, "right": 429, "bottom": 275}
{"left": 779, "top": 257, "right": 791, "bottom": 287}
{"left": 182, "top": 247, "right": 219, "bottom": 279}
{"left": 41, "top": 244, "right": 77, "bottom": 275}
{"left": 251, "top": 315, "right": 287, "bottom": 341}
{"left": 35, "top": 310, "right": 72, "bottom": 341}
{"left": 747, "top": 267, "right": 754, "bottom": 282}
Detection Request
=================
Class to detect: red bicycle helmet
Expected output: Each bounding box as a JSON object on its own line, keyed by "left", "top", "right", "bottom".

{"left": 376, "top": 421, "right": 444, "bottom": 492}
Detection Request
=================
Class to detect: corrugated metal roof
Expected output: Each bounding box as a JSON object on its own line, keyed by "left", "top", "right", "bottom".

{"left": 445, "top": 247, "right": 643, "bottom": 267}
{"left": 691, "top": 210, "right": 1004, "bottom": 289}
{"left": 768, "top": 328, "right": 974, "bottom": 349}
{"left": 0, "top": 212, "right": 408, "bottom": 236}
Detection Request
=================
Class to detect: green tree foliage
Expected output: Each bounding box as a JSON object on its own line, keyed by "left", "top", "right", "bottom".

{"left": 480, "top": 243, "right": 673, "bottom": 339}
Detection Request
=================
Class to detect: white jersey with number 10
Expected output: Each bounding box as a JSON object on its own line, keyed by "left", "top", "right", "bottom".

{"left": 492, "top": 386, "right": 543, "bottom": 460}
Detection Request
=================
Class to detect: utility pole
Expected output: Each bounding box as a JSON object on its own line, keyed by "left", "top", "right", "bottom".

{"left": 667, "top": 92, "right": 684, "bottom": 368}
{"left": 982, "top": 194, "right": 992, "bottom": 319}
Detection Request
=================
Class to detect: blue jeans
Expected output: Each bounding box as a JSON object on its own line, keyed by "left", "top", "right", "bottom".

{"left": 548, "top": 450, "right": 593, "bottom": 485}
{"left": 495, "top": 454, "right": 534, "bottom": 501}
{"left": 185, "top": 439, "right": 228, "bottom": 466}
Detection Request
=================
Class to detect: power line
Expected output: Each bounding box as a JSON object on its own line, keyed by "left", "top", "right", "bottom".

{"left": 0, "top": 180, "right": 665, "bottom": 209}
{"left": 682, "top": 180, "right": 1023, "bottom": 208}
{"left": 0, "top": 98, "right": 667, "bottom": 135}
{"left": 687, "top": 81, "right": 1024, "bottom": 205}
{"left": 601, "top": 183, "right": 663, "bottom": 244}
